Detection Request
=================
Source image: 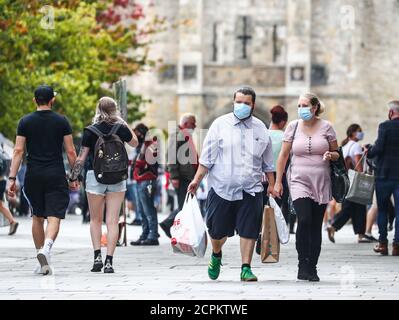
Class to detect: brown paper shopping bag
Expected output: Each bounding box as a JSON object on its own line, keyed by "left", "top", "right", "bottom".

{"left": 261, "top": 205, "right": 280, "bottom": 263}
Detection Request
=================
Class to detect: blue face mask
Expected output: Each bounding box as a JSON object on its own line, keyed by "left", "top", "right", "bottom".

{"left": 298, "top": 107, "right": 313, "bottom": 121}
{"left": 233, "top": 103, "right": 253, "bottom": 120}
{"left": 355, "top": 132, "right": 364, "bottom": 141}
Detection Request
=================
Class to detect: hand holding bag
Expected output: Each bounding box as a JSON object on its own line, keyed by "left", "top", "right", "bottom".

{"left": 345, "top": 154, "right": 375, "bottom": 205}
{"left": 170, "top": 193, "right": 208, "bottom": 257}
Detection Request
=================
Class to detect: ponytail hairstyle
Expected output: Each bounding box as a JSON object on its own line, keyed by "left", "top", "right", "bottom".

{"left": 92, "top": 97, "right": 124, "bottom": 125}
{"left": 270, "top": 105, "right": 288, "bottom": 125}
{"left": 341, "top": 123, "right": 361, "bottom": 146}
{"left": 301, "top": 92, "right": 325, "bottom": 116}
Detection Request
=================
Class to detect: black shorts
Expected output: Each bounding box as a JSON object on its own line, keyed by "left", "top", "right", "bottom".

{"left": 23, "top": 171, "right": 69, "bottom": 219}
{"left": 205, "top": 188, "right": 263, "bottom": 240}
{"left": 0, "top": 180, "right": 6, "bottom": 201}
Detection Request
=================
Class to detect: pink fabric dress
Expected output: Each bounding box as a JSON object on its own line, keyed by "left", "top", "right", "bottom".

{"left": 283, "top": 119, "right": 337, "bottom": 205}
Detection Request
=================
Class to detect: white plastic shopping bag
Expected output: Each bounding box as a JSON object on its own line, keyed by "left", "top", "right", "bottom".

{"left": 171, "top": 193, "right": 207, "bottom": 257}
{"left": 269, "top": 197, "right": 290, "bottom": 244}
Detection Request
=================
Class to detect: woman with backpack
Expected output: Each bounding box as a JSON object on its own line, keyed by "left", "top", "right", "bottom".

{"left": 326, "top": 124, "right": 372, "bottom": 243}
{"left": 70, "top": 97, "right": 138, "bottom": 273}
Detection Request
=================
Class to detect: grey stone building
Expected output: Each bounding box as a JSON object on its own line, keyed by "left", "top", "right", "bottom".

{"left": 127, "top": 0, "right": 399, "bottom": 144}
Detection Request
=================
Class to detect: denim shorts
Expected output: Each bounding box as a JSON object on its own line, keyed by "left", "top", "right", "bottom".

{"left": 85, "top": 170, "right": 127, "bottom": 195}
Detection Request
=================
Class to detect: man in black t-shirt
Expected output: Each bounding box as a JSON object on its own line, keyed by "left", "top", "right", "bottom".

{"left": 8, "top": 85, "right": 78, "bottom": 276}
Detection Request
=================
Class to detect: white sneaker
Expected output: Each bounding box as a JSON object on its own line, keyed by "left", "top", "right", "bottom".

{"left": 33, "top": 263, "right": 43, "bottom": 275}
{"left": 37, "top": 250, "right": 52, "bottom": 276}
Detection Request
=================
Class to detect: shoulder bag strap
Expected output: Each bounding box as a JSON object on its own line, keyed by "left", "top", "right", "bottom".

{"left": 86, "top": 125, "right": 104, "bottom": 138}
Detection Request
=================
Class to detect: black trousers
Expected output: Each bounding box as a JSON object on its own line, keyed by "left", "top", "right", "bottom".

{"left": 332, "top": 199, "right": 366, "bottom": 235}
{"left": 161, "top": 179, "right": 191, "bottom": 228}
{"left": 293, "top": 198, "right": 327, "bottom": 268}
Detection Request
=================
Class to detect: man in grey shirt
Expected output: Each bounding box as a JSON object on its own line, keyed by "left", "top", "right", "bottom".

{"left": 188, "top": 87, "right": 276, "bottom": 282}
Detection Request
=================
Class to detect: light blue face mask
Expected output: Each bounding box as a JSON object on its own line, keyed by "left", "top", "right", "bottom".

{"left": 298, "top": 107, "right": 313, "bottom": 121}
{"left": 355, "top": 131, "right": 364, "bottom": 141}
{"left": 233, "top": 103, "right": 253, "bottom": 120}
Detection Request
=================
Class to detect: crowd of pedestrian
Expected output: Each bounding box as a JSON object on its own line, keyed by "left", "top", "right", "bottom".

{"left": 2, "top": 84, "right": 398, "bottom": 281}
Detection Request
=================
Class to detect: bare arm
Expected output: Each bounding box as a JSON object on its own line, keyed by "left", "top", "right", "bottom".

{"left": 9, "top": 136, "right": 25, "bottom": 178}
{"left": 63, "top": 134, "right": 77, "bottom": 169}
{"left": 69, "top": 146, "right": 90, "bottom": 181}
{"left": 353, "top": 154, "right": 363, "bottom": 172}
{"left": 8, "top": 136, "right": 26, "bottom": 198}
{"left": 324, "top": 140, "right": 340, "bottom": 161}
{"left": 126, "top": 125, "right": 138, "bottom": 148}
{"left": 276, "top": 141, "right": 291, "bottom": 185}
{"left": 274, "top": 141, "right": 291, "bottom": 198}
{"left": 187, "top": 164, "right": 209, "bottom": 194}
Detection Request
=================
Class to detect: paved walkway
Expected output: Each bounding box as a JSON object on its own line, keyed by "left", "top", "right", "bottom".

{"left": 0, "top": 214, "right": 398, "bottom": 300}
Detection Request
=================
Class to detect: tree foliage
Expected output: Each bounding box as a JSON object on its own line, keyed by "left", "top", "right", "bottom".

{"left": 0, "top": 0, "right": 164, "bottom": 138}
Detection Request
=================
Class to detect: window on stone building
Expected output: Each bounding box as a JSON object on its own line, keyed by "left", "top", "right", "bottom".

{"left": 236, "top": 16, "right": 252, "bottom": 61}
{"left": 311, "top": 64, "right": 328, "bottom": 86}
{"left": 183, "top": 65, "right": 197, "bottom": 80}
{"left": 290, "top": 66, "right": 305, "bottom": 82}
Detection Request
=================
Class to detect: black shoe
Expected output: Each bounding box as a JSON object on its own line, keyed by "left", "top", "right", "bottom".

{"left": 104, "top": 261, "right": 114, "bottom": 273}
{"left": 129, "top": 219, "right": 142, "bottom": 226}
{"left": 130, "top": 238, "right": 145, "bottom": 246}
{"left": 308, "top": 267, "right": 320, "bottom": 282}
{"left": 297, "top": 261, "right": 309, "bottom": 281}
{"left": 91, "top": 256, "right": 103, "bottom": 272}
{"left": 159, "top": 221, "right": 172, "bottom": 238}
{"left": 140, "top": 239, "right": 159, "bottom": 246}
{"left": 297, "top": 268, "right": 309, "bottom": 281}
{"left": 363, "top": 234, "right": 378, "bottom": 242}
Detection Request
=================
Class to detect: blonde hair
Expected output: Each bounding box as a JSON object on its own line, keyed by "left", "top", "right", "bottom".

{"left": 92, "top": 97, "right": 124, "bottom": 125}
{"left": 301, "top": 92, "right": 325, "bottom": 116}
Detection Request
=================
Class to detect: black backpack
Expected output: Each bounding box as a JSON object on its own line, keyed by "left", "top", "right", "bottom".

{"left": 86, "top": 124, "right": 129, "bottom": 185}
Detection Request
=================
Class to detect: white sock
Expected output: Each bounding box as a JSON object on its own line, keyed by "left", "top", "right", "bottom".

{"left": 43, "top": 239, "right": 54, "bottom": 254}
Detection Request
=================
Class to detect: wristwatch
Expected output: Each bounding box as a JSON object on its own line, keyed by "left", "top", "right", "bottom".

{"left": 8, "top": 177, "right": 16, "bottom": 181}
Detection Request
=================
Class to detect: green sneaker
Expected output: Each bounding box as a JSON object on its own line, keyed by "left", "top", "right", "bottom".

{"left": 208, "top": 255, "right": 222, "bottom": 280}
{"left": 240, "top": 266, "right": 258, "bottom": 282}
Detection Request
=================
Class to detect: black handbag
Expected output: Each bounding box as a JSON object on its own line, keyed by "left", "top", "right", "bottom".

{"left": 330, "top": 147, "right": 350, "bottom": 203}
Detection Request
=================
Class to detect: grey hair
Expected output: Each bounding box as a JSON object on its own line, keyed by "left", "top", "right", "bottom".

{"left": 388, "top": 100, "right": 399, "bottom": 113}
{"left": 92, "top": 97, "right": 124, "bottom": 125}
{"left": 179, "top": 113, "right": 196, "bottom": 126}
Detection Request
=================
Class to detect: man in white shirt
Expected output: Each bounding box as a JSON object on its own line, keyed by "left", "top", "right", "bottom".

{"left": 187, "top": 87, "right": 276, "bottom": 282}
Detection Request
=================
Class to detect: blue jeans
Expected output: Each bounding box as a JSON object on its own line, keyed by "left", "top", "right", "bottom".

{"left": 136, "top": 180, "right": 158, "bottom": 240}
{"left": 127, "top": 183, "right": 142, "bottom": 221}
{"left": 375, "top": 179, "right": 399, "bottom": 243}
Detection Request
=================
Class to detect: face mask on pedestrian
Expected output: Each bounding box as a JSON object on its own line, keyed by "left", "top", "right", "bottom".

{"left": 355, "top": 131, "right": 364, "bottom": 141}
{"left": 233, "top": 103, "right": 253, "bottom": 120}
{"left": 298, "top": 106, "right": 314, "bottom": 121}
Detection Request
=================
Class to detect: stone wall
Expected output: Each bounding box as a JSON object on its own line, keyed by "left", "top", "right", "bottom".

{"left": 127, "top": 0, "right": 399, "bottom": 145}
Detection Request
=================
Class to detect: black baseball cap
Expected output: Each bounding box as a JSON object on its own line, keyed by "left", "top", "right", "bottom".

{"left": 34, "top": 85, "right": 57, "bottom": 104}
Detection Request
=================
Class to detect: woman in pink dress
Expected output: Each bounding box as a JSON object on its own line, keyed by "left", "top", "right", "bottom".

{"left": 275, "top": 93, "right": 340, "bottom": 282}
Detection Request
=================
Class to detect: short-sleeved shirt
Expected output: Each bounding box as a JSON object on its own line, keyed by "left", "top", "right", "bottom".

{"left": 199, "top": 113, "right": 275, "bottom": 201}
{"left": 283, "top": 119, "right": 337, "bottom": 204}
{"left": 81, "top": 122, "right": 132, "bottom": 171}
{"left": 17, "top": 110, "right": 72, "bottom": 174}
{"left": 342, "top": 140, "right": 363, "bottom": 167}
